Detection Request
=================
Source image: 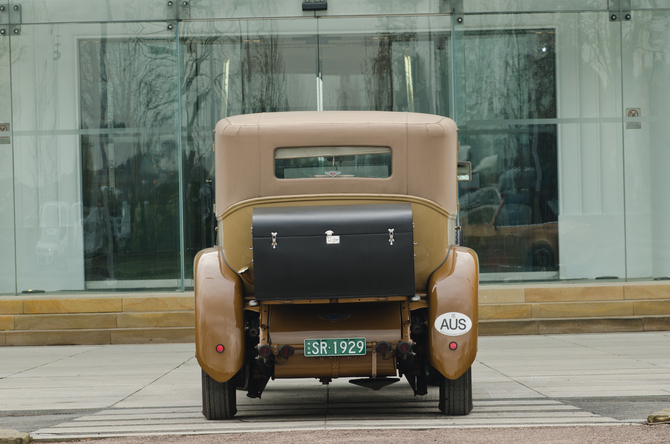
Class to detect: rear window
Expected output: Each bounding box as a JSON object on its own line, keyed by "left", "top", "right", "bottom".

{"left": 275, "top": 146, "right": 392, "bottom": 179}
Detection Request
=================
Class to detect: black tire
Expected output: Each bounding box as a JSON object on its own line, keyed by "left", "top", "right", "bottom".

{"left": 202, "top": 369, "right": 236, "bottom": 420}
{"left": 527, "top": 245, "right": 555, "bottom": 271}
{"left": 438, "top": 366, "right": 473, "bottom": 415}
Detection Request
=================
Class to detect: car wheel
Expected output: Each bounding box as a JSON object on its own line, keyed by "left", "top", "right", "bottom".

{"left": 527, "top": 245, "right": 555, "bottom": 271}
{"left": 202, "top": 369, "right": 236, "bottom": 420}
{"left": 438, "top": 366, "right": 473, "bottom": 415}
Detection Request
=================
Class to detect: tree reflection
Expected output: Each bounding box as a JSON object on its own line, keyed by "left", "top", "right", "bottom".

{"left": 79, "top": 36, "right": 180, "bottom": 281}
{"left": 458, "top": 29, "right": 559, "bottom": 274}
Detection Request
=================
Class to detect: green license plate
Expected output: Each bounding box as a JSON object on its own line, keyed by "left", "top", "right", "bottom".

{"left": 304, "top": 338, "right": 367, "bottom": 357}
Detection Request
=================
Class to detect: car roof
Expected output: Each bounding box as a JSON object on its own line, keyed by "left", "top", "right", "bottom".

{"left": 214, "top": 111, "right": 458, "bottom": 215}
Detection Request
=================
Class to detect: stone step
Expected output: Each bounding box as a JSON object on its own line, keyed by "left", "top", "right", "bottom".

{"left": 480, "top": 315, "right": 670, "bottom": 336}
{"left": 2, "top": 327, "right": 195, "bottom": 346}
{"left": 0, "top": 293, "right": 197, "bottom": 346}
{"left": 3, "top": 311, "right": 195, "bottom": 331}
{"left": 480, "top": 281, "right": 670, "bottom": 304}
{"left": 0, "top": 294, "right": 194, "bottom": 314}
{"left": 479, "top": 299, "right": 670, "bottom": 320}
{"left": 1, "top": 286, "right": 670, "bottom": 345}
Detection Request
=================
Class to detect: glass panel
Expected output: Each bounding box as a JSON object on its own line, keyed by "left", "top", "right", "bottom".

{"left": 275, "top": 146, "right": 392, "bottom": 179}
{"left": 179, "top": 19, "right": 318, "bottom": 281}
{"left": 19, "top": 0, "right": 170, "bottom": 24}
{"left": 11, "top": 22, "right": 180, "bottom": 292}
{"left": 189, "top": 0, "right": 306, "bottom": 20}
{"left": 459, "top": 1, "right": 609, "bottom": 13}
{"left": 622, "top": 10, "right": 670, "bottom": 280}
{"left": 632, "top": 1, "right": 670, "bottom": 8}
{"left": 190, "top": 0, "right": 447, "bottom": 20}
{"left": 318, "top": 16, "right": 451, "bottom": 115}
{"left": 455, "top": 13, "right": 624, "bottom": 282}
{"left": 324, "top": 0, "right": 447, "bottom": 17}
{"left": 0, "top": 16, "right": 16, "bottom": 294}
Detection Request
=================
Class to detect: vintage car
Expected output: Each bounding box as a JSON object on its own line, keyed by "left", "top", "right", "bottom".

{"left": 459, "top": 186, "right": 558, "bottom": 273}
{"left": 194, "top": 111, "right": 479, "bottom": 419}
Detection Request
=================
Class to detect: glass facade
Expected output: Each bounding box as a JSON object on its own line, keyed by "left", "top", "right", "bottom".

{"left": 1, "top": 1, "right": 669, "bottom": 294}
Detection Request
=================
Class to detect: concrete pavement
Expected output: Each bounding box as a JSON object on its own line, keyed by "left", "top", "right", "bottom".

{"left": 0, "top": 332, "right": 669, "bottom": 440}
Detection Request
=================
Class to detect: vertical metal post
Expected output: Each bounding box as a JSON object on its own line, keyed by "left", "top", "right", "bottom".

{"left": 175, "top": 20, "right": 185, "bottom": 291}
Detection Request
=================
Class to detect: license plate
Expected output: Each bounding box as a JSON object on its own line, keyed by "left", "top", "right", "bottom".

{"left": 304, "top": 338, "right": 366, "bottom": 357}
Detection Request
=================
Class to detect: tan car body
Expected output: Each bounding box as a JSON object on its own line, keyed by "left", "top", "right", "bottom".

{"left": 195, "top": 111, "right": 478, "bottom": 414}
{"left": 461, "top": 188, "right": 558, "bottom": 272}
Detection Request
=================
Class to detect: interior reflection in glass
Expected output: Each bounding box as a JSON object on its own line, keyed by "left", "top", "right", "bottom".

{"left": 275, "top": 146, "right": 391, "bottom": 179}
{"left": 457, "top": 29, "right": 559, "bottom": 275}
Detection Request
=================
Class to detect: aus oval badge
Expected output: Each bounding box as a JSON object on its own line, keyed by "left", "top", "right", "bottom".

{"left": 434, "top": 312, "right": 472, "bottom": 336}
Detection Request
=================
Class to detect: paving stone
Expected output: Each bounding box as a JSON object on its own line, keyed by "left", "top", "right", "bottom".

{"left": 0, "top": 300, "right": 22, "bottom": 315}
{"left": 116, "top": 312, "right": 195, "bottom": 328}
{"left": 0, "top": 428, "right": 30, "bottom": 444}
{"left": 23, "top": 298, "right": 123, "bottom": 314}
{"left": 14, "top": 313, "right": 117, "bottom": 331}
{"left": 531, "top": 301, "right": 634, "bottom": 318}
{"left": 479, "top": 320, "right": 539, "bottom": 336}
{"left": 537, "top": 318, "right": 644, "bottom": 334}
{"left": 0, "top": 316, "right": 14, "bottom": 331}
{"left": 6, "top": 329, "right": 111, "bottom": 346}
{"left": 525, "top": 285, "right": 624, "bottom": 303}
{"left": 479, "top": 304, "right": 531, "bottom": 320}
{"left": 625, "top": 283, "right": 670, "bottom": 300}
{"left": 634, "top": 300, "right": 670, "bottom": 316}
{"left": 122, "top": 296, "right": 194, "bottom": 312}
{"left": 111, "top": 327, "right": 195, "bottom": 344}
{"left": 479, "top": 287, "right": 525, "bottom": 304}
{"left": 648, "top": 408, "right": 670, "bottom": 423}
{"left": 643, "top": 316, "right": 670, "bottom": 331}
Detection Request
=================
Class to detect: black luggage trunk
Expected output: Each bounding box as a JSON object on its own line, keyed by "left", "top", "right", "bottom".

{"left": 252, "top": 203, "right": 415, "bottom": 300}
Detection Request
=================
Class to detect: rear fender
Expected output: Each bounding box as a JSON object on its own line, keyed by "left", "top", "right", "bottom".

{"left": 195, "top": 247, "right": 245, "bottom": 383}
{"left": 428, "top": 246, "right": 479, "bottom": 380}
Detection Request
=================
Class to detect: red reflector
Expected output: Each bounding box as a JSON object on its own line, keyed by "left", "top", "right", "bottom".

{"left": 279, "top": 345, "right": 294, "bottom": 358}
{"left": 397, "top": 341, "right": 412, "bottom": 354}
{"left": 215, "top": 344, "right": 224, "bottom": 353}
{"left": 449, "top": 342, "right": 458, "bottom": 350}
{"left": 258, "top": 344, "right": 272, "bottom": 358}
{"left": 376, "top": 341, "right": 391, "bottom": 354}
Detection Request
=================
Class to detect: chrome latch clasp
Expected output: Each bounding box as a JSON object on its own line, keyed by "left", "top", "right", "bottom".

{"left": 271, "top": 232, "right": 277, "bottom": 249}
{"left": 325, "top": 230, "right": 340, "bottom": 245}
{"left": 388, "top": 228, "right": 395, "bottom": 246}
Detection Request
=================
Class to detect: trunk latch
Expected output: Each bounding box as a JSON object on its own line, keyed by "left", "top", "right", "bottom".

{"left": 271, "top": 232, "right": 278, "bottom": 249}
{"left": 388, "top": 228, "right": 395, "bottom": 245}
{"left": 325, "top": 230, "right": 340, "bottom": 245}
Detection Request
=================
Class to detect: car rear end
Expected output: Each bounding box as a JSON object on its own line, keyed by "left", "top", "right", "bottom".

{"left": 195, "top": 111, "right": 478, "bottom": 419}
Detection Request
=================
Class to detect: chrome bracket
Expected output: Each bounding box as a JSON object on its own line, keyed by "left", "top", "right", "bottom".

{"left": 166, "top": 0, "right": 189, "bottom": 21}
{"left": 325, "top": 230, "right": 340, "bottom": 245}
{"left": 388, "top": 228, "right": 395, "bottom": 246}
{"left": 1, "top": 4, "right": 21, "bottom": 36}
{"left": 608, "top": 0, "right": 631, "bottom": 21}
{"left": 271, "top": 232, "right": 277, "bottom": 249}
{"left": 0, "top": 6, "right": 7, "bottom": 35}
